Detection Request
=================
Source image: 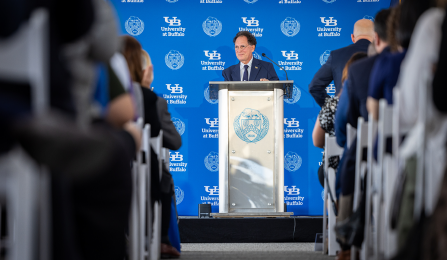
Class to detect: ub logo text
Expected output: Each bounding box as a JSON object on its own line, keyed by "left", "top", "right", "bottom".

{"left": 281, "top": 51, "right": 298, "bottom": 60}
{"left": 164, "top": 17, "right": 181, "bottom": 26}
{"left": 204, "top": 51, "right": 221, "bottom": 60}
{"left": 242, "top": 17, "right": 259, "bottom": 27}
{"left": 204, "top": 186, "right": 219, "bottom": 195}
{"left": 205, "top": 118, "right": 219, "bottom": 127}
{"left": 320, "top": 17, "right": 337, "bottom": 26}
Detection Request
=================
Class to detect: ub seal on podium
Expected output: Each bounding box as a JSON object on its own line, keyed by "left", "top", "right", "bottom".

{"left": 125, "top": 16, "right": 144, "bottom": 36}
{"left": 284, "top": 151, "right": 302, "bottom": 172}
{"left": 204, "top": 151, "right": 219, "bottom": 172}
{"left": 234, "top": 108, "right": 269, "bottom": 143}
{"left": 281, "top": 17, "right": 300, "bottom": 37}
{"left": 203, "top": 17, "right": 222, "bottom": 37}
{"left": 165, "top": 50, "right": 184, "bottom": 70}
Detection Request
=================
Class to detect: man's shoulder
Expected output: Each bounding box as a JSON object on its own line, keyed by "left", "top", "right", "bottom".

{"left": 223, "top": 63, "right": 239, "bottom": 72}
{"left": 331, "top": 40, "right": 370, "bottom": 57}
{"left": 255, "top": 58, "right": 273, "bottom": 67}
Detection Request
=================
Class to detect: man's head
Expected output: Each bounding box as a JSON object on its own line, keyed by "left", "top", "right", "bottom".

{"left": 351, "top": 19, "right": 375, "bottom": 43}
{"left": 233, "top": 31, "right": 256, "bottom": 64}
{"left": 373, "top": 9, "right": 392, "bottom": 53}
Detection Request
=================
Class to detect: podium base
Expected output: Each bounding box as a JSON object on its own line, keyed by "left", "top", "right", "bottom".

{"left": 210, "top": 212, "right": 293, "bottom": 218}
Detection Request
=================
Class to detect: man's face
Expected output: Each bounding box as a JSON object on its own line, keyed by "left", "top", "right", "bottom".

{"left": 235, "top": 36, "right": 255, "bottom": 64}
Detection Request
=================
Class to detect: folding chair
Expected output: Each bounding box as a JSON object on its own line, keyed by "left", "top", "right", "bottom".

{"left": 149, "top": 130, "right": 163, "bottom": 260}
{"left": 0, "top": 8, "right": 50, "bottom": 260}
{"left": 347, "top": 123, "right": 356, "bottom": 149}
{"left": 323, "top": 133, "right": 343, "bottom": 256}
{"left": 377, "top": 99, "right": 395, "bottom": 259}
{"left": 350, "top": 118, "right": 368, "bottom": 260}
{"left": 362, "top": 115, "right": 377, "bottom": 260}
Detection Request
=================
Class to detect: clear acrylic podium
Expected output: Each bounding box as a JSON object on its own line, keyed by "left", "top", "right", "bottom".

{"left": 208, "top": 81, "right": 294, "bottom": 217}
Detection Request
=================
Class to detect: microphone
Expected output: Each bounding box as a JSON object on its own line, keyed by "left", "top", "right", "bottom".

{"left": 262, "top": 53, "right": 291, "bottom": 98}
{"left": 262, "top": 53, "right": 288, "bottom": 80}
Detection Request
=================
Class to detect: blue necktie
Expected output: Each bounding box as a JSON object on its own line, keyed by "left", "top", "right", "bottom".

{"left": 243, "top": 64, "right": 249, "bottom": 81}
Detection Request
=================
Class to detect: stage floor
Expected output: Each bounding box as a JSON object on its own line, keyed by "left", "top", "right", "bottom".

{"left": 179, "top": 216, "right": 322, "bottom": 243}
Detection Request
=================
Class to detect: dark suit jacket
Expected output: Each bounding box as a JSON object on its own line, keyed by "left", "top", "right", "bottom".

{"left": 309, "top": 39, "right": 370, "bottom": 107}
{"left": 222, "top": 58, "right": 279, "bottom": 81}
{"left": 346, "top": 55, "right": 378, "bottom": 128}
{"left": 156, "top": 97, "right": 182, "bottom": 150}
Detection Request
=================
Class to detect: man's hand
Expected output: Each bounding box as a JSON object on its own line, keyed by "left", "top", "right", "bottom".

{"left": 260, "top": 78, "right": 269, "bottom": 81}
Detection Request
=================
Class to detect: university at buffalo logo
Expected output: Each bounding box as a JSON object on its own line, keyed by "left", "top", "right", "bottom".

{"left": 253, "top": 51, "right": 262, "bottom": 60}
{"left": 320, "top": 50, "right": 331, "bottom": 65}
{"left": 172, "top": 117, "right": 185, "bottom": 135}
{"left": 281, "top": 17, "right": 300, "bottom": 37}
{"left": 204, "top": 86, "right": 218, "bottom": 104}
{"left": 234, "top": 108, "right": 269, "bottom": 143}
{"left": 284, "top": 151, "right": 302, "bottom": 172}
{"left": 125, "top": 16, "right": 144, "bottom": 36}
{"left": 204, "top": 151, "right": 219, "bottom": 172}
{"left": 203, "top": 17, "right": 222, "bottom": 37}
{"left": 175, "top": 186, "right": 184, "bottom": 205}
{"left": 165, "top": 50, "right": 184, "bottom": 70}
{"left": 284, "top": 85, "right": 301, "bottom": 104}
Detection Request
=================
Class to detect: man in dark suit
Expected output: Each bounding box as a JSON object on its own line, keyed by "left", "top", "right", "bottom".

{"left": 309, "top": 19, "right": 374, "bottom": 107}
{"left": 222, "top": 31, "right": 279, "bottom": 81}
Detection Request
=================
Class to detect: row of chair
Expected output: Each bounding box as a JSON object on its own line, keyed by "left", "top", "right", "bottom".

{"left": 323, "top": 83, "right": 434, "bottom": 259}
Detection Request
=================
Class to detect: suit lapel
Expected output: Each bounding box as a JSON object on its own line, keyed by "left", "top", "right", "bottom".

{"left": 249, "top": 58, "right": 261, "bottom": 81}
{"left": 232, "top": 62, "right": 241, "bottom": 81}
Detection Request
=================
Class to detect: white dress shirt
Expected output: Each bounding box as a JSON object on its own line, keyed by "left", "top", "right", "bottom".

{"left": 240, "top": 56, "right": 254, "bottom": 81}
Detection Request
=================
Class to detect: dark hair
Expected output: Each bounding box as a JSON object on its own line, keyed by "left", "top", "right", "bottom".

{"left": 374, "top": 9, "right": 392, "bottom": 42}
{"left": 233, "top": 31, "right": 257, "bottom": 46}
{"left": 397, "top": 0, "right": 433, "bottom": 49}
{"left": 387, "top": 6, "right": 401, "bottom": 52}
{"left": 122, "top": 35, "right": 143, "bottom": 84}
{"left": 341, "top": 52, "right": 368, "bottom": 85}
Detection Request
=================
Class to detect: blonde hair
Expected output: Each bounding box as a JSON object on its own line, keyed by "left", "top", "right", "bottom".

{"left": 141, "top": 49, "right": 154, "bottom": 83}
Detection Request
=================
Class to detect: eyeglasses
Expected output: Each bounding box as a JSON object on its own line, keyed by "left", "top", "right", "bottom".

{"left": 234, "top": 45, "right": 251, "bottom": 50}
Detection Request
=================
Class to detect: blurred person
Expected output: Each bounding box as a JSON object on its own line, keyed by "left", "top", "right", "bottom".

{"left": 222, "top": 31, "right": 279, "bottom": 81}
{"left": 309, "top": 19, "right": 374, "bottom": 107}
{"left": 331, "top": 10, "right": 391, "bottom": 259}
{"left": 122, "top": 36, "right": 181, "bottom": 258}
{"left": 390, "top": 0, "right": 446, "bottom": 254}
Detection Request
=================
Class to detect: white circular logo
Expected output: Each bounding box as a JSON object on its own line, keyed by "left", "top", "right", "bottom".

{"left": 363, "top": 15, "right": 375, "bottom": 22}
{"left": 322, "top": 0, "right": 336, "bottom": 3}
{"left": 172, "top": 117, "right": 185, "bottom": 135}
{"left": 204, "top": 86, "right": 218, "bottom": 104}
{"left": 203, "top": 17, "right": 222, "bottom": 37}
{"left": 165, "top": 50, "right": 184, "bottom": 70}
{"left": 253, "top": 51, "right": 262, "bottom": 60}
{"left": 284, "top": 151, "right": 302, "bottom": 172}
{"left": 204, "top": 151, "right": 219, "bottom": 172}
{"left": 175, "top": 186, "right": 184, "bottom": 205}
{"left": 321, "top": 190, "right": 325, "bottom": 200}
{"left": 166, "top": 0, "right": 179, "bottom": 2}
{"left": 244, "top": 0, "right": 258, "bottom": 3}
{"left": 284, "top": 85, "right": 301, "bottom": 104}
{"left": 320, "top": 50, "right": 331, "bottom": 65}
{"left": 125, "top": 16, "right": 144, "bottom": 36}
{"left": 281, "top": 17, "right": 300, "bottom": 37}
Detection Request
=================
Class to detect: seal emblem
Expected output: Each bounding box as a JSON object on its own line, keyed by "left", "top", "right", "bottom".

{"left": 320, "top": 50, "right": 331, "bottom": 65}
{"left": 284, "top": 85, "right": 301, "bottom": 104}
{"left": 284, "top": 151, "right": 302, "bottom": 172}
{"left": 204, "top": 151, "right": 219, "bottom": 172}
{"left": 234, "top": 108, "right": 269, "bottom": 143}
{"left": 175, "top": 186, "right": 184, "bottom": 205}
{"left": 172, "top": 117, "right": 186, "bottom": 135}
{"left": 165, "top": 50, "right": 184, "bottom": 70}
{"left": 203, "top": 17, "right": 222, "bottom": 37}
{"left": 204, "top": 86, "right": 218, "bottom": 104}
{"left": 281, "top": 17, "right": 300, "bottom": 37}
{"left": 125, "top": 16, "right": 144, "bottom": 36}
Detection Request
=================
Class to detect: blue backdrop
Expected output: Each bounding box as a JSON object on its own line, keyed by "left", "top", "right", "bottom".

{"left": 110, "top": 0, "right": 391, "bottom": 216}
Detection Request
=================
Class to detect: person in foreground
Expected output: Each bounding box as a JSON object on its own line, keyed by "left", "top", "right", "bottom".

{"left": 222, "top": 31, "right": 279, "bottom": 82}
